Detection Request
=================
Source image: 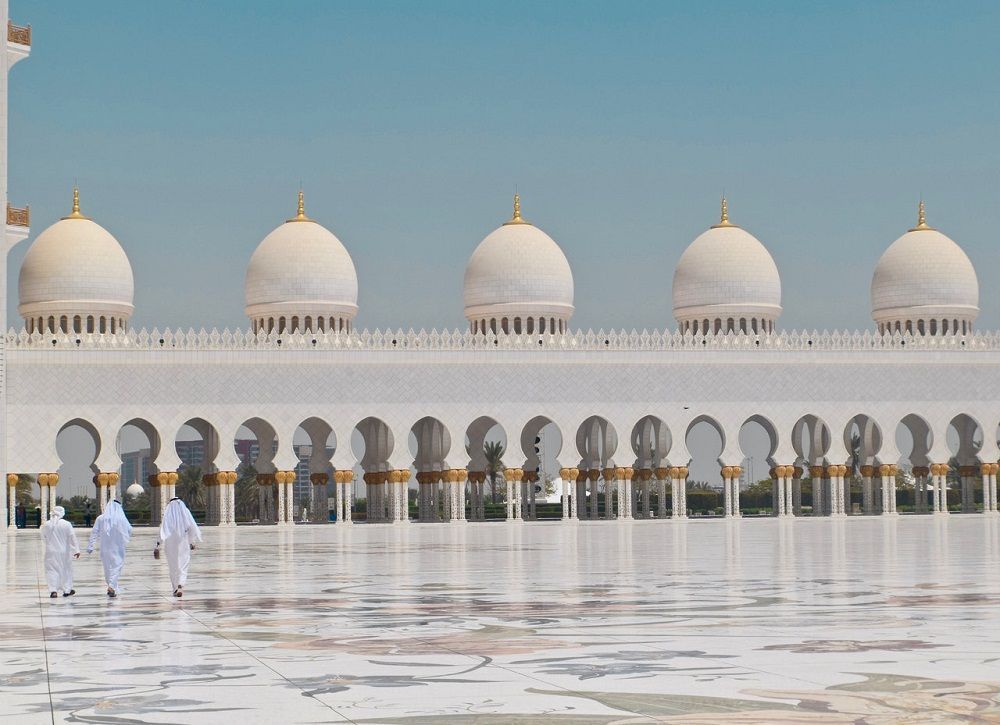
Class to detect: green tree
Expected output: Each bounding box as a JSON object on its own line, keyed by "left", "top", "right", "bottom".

{"left": 15, "top": 473, "right": 35, "bottom": 506}
{"left": 56, "top": 494, "right": 92, "bottom": 515}
{"left": 175, "top": 465, "right": 204, "bottom": 510}
{"left": 125, "top": 489, "right": 150, "bottom": 514}
{"left": 234, "top": 464, "right": 259, "bottom": 522}
{"left": 484, "top": 440, "right": 505, "bottom": 503}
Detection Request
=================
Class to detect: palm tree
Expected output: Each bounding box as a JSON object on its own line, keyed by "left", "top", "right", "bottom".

{"left": 484, "top": 440, "right": 505, "bottom": 503}
{"left": 175, "top": 465, "right": 204, "bottom": 510}
{"left": 15, "top": 473, "right": 35, "bottom": 506}
{"left": 234, "top": 464, "right": 259, "bottom": 522}
{"left": 849, "top": 433, "right": 862, "bottom": 478}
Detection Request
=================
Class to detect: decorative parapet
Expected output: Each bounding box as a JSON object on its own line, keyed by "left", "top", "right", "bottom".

{"left": 6, "top": 203, "right": 29, "bottom": 227}
{"left": 6, "top": 327, "right": 1000, "bottom": 352}
{"left": 7, "top": 20, "right": 30, "bottom": 46}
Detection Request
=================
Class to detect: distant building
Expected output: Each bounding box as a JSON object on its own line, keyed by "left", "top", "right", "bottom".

{"left": 121, "top": 447, "right": 151, "bottom": 489}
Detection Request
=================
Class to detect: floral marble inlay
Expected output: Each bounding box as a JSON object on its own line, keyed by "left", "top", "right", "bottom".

{"left": 3, "top": 515, "right": 1000, "bottom": 722}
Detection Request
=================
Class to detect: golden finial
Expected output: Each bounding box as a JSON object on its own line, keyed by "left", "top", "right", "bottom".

{"left": 287, "top": 189, "right": 311, "bottom": 222}
{"left": 711, "top": 195, "right": 733, "bottom": 228}
{"left": 503, "top": 192, "right": 529, "bottom": 225}
{"left": 909, "top": 199, "right": 932, "bottom": 231}
{"left": 62, "top": 186, "right": 88, "bottom": 220}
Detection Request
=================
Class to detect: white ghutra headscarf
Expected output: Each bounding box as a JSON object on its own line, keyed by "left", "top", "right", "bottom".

{"left": 101, "top": 500, "right": 132, "bottom": 542}
{"left": 159, "top": 498, "right": 203, "bottom": 543}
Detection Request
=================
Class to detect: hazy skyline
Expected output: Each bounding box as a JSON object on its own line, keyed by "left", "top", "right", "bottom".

{"left": 7, "top": 1, "right": 999, "bottom": 333}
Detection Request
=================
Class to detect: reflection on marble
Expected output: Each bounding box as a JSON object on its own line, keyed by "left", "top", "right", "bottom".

{"left": 3, "top": 516, "right": 1000, "bottom": 722}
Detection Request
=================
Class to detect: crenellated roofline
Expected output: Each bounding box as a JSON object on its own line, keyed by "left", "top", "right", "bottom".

{"left": 6, "top": 326, "right": 1000, "bottom": 352}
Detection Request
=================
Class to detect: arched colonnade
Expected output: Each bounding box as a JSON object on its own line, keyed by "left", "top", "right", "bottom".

{"left": 9, "top": 409, "right": 1000, "bottom": 528}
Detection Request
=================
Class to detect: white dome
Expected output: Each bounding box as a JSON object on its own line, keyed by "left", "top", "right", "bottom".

{"left": 245, "top": 193, "right": 358, "bottom": 333}
{"left": 126, "top": 482, "right": 145, "bottom": 498}
{"left": 672, "top": 202, "right": 781, "bottom": 332}
{"left": 871, "top": 205, "right": 978, "bottom": 334}
{"left": 18, "top": 190, "right": 135, "bottom": 331}
{"left": 463, "top": 196, "right": 574, "bottom": 330}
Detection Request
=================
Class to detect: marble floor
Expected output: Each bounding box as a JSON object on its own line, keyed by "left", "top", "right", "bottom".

{"left": 3, "top": 516, "right": 1000, "bottom": 723}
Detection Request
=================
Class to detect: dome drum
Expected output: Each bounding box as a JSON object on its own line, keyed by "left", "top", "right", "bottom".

{"left": 247, "top": 302, "right": 357, "bottom": 335}
{"left": 21, "top": 303, "right": 132, "bottom": 336}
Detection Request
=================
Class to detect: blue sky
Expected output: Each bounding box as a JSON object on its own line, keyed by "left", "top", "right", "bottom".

{"left": 7, "top": 0, "right": 1000, "bottom": 332}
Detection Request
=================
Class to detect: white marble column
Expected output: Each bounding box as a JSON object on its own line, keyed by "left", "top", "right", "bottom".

{"left": 722, "top": 466, "right": 742, "bottom": 518}
{"left": 655, "top": 468, "right": 668, "bottom": 518}
{"left": 7, "top": 473, "right": 17, "bottom": 528}
{"left": 560, "top": 468, "right": 575, "bottom": 520}
{"left": 782, "top": 466, "right": 795, "bottom": 516}
{"left": 220, "top": 472, "right": 237, "bottom": 526}
{"left": 613, "top": 468, "right": 625, "bottom": 519}
{"left": 810, "top": 466, "right": 825, "bottom": 516}
{"left": 513, "top": 469, "right": 524, "bottom": 520}
{"left": 879, "top": 464, "right": 898, "bottom": 514}
{"left": 621, "top": 467, "right": 633, "bottom": 519}
{"left": 860, "top": 465, "right": 874, "bottom": 514}
{"left": 930, "top": 463, "right": 949, "bottom": 514}
{"left": 671, "top": 467, "right": 688, "bottom": 519}
{"left": 773, "top": 466, "right": 791, "bottom": 517}
{"left": 388, "top": 472, "right": 398, "bottom": 521}
{"left": 792, "top": 467, "right": 803, "bottom": 516}
{"left": 334, "top": 470, "right": 353, "bottom": 524}
{"left": 403, "top": 469, "right": 414, "bottom": 522}
{"left": 334, "top": 471, "right": 343, "bottom": 523}
{"left": 333, "top": 471, "right": 346, "bottom": 524}
{"left": 276, "top": 472, "right": 287, "bottom": 525}
{"left": 454, "top": 468, "right": 467, "bottom": 521}
{"left": 155, "top": 472, "right": 176, "bottom": 523}
{"left": 981, "top": 463, "right": 998, "bottom": 514}
{"left": 92, "top": 475, "right": 106, "bottom": 516}
{"left": 275, "top": 470, "right": 296, "bottom": 526}
{"left": 669, "top": 468, "right": 680, "bottom": 519}
{"left": 828, "top": 465, "right": 846, "bottom": 516}
{"left": 502, "top": 468, "right": 517, "bottom": 522}
{"left": 38, "top": 474, "right": 50, "bottom": 522}
{"left": 443, "top": 470, "right": 455, "bottom": 522}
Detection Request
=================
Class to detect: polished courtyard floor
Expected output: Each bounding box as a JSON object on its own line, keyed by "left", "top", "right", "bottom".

{"left": 3, "top": 516, "right": 1000, "bottom": 723}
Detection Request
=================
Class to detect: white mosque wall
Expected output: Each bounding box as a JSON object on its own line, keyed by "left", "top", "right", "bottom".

{"left": 7, "top": 327, "right": 1000, "bottom": 478}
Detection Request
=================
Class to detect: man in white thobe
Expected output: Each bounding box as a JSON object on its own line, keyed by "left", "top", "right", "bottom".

{"left": 41, "top": 506, "right": 80, "bottom": 598}
{"left": 87, "top": 499, "right": 132, "bottom": 597}
{"left": 154, "top": 498, "right": 202, "bottom": 597}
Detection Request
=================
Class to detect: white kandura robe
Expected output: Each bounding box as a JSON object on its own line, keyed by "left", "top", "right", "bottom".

{"left": 158, "top": 499, "right": 202, "bottom": 590}
{"left": 41, "top": 516, "right": 80, "bottom": 593}
{"left": 88, "top": 501, "right": 132, "bottom": 590}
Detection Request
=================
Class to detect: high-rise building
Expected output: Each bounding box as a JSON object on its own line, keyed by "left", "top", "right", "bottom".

{"left": 121, "top": 448, "right": 151, "bottom": 489}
